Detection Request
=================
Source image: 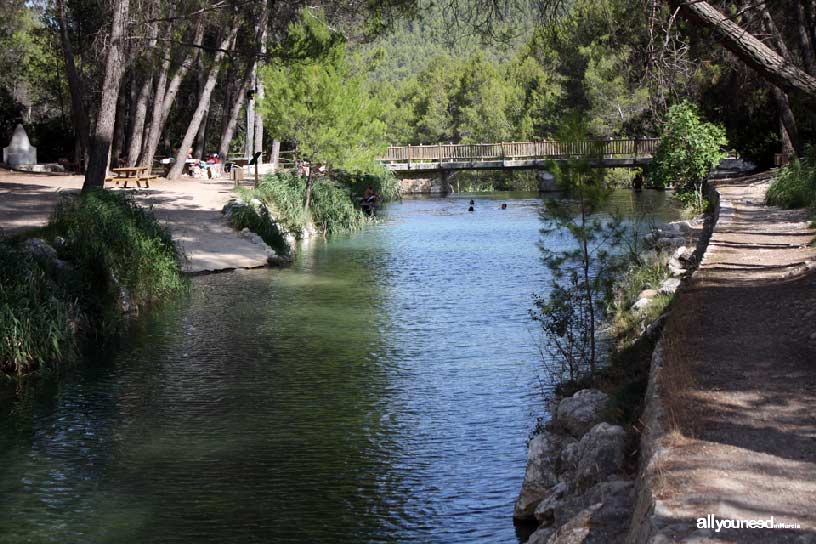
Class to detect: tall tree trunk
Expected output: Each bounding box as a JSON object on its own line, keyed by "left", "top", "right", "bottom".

{"left": 772, "top": 86, "right": 801, "bottom": 156}
{"left": 253, "top": 80, "right": 264, "bottom": 161}
{"left": 245, "top": 63, "right": 257, "bottom": 159}
{"left": 56, "top": 0, "right": 89, "bottom": 171}
{"left": 111, "top": 84, "right": 128, "bottom": 166}
{"left": 252, "top": 0, "right": 269, "bottom": 163}
{"left": 141, "top": 18, "right": 204, "bottom": 169}
{"left": 797, "top": 1, "right": 816, "bottom": 76}
{"left": 193, "top": 60, "right": 210, "bottom": 159}
{"left": 304, "top": 164, "right": 313, "bottom": 213}
{"left": 140, "top": 56, "right": 169, "bottom": 163}
{"left": 270, "top": 139, "right": 280, "bottom": 170}
{"left": 668, "top": 0, "right": 816, "bottom": 100}
{"left": 219, "top": 63, "right": 254, "bottom": 159}
{"left": 756, "top": 7, "right": 803, "bottom": 155}
{"left": 128, "top": 74, "right": 153, "bottom": 165}
{"left": 83, "top": 0, "right": 130, "bottom": 191}
{"left": 167, "top": 25, "right": 239, "bottom": 180}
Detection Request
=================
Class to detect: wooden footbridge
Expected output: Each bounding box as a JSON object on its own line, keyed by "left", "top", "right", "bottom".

{"left": 378, "top": 138, "right": 660, "bottom": 172}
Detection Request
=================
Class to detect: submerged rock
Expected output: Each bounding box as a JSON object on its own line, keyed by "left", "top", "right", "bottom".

{"left": 555, "top": 390, "right": 609, "bottom": 438}
{"left": 514, "top": 432, "right": 562, "bottom": 521}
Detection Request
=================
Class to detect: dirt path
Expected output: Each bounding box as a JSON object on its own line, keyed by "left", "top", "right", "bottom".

{"left": 0, "top": 169, "right": 271, "bottom": 273}
{"left": 648, "top": 172, "right": 816, "bottom": 542}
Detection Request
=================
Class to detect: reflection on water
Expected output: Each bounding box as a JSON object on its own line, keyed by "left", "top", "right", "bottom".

{"left": 0, "top": 191, "right": 679, "bottom": 543}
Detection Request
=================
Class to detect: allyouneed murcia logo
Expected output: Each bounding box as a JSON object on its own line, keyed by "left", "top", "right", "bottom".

{"left": 697, "top": 515, "right": 801, "bottom": 532}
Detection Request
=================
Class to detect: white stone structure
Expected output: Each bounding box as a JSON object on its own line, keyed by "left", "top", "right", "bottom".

{"left": 3, "top": 124, "right": 37, "bottom": 168}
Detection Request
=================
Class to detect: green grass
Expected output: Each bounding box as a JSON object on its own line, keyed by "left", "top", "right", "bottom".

{"left": 226, "top": 199, "right": 289, "bottom": 254}
{"left": 0, "top": 243, "right": 74, "bottom": 375}
{"left": 50, "top": 190, "right": 185, "bottom": 312}
{"left": 766, "top": 150, "right": 816, "bottom": 210}
{"left": 608, "top": 251, "right": 672, "bottom": 347}
{"left": 1, "top": 189, "right": 186, "bottom": 375}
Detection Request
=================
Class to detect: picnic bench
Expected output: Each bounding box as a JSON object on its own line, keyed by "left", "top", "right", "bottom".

{"left": 108, "top": 166, "right": 158, "bottom": 188}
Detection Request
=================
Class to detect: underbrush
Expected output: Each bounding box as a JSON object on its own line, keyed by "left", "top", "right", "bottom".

{"left": 0, "top": 244, "right": 74, "bottom": 375}
{"left": 248, "top": 169, "right": 399, "bottom": 235}
{"left": 540, "top": 249, "right": 676, "bottom": 427}
{"left": 1, "top": 189, "right": 185, "bottom": 375}
{"left": 608, "top": 251, "right": 672, "bottom": 347}
{"left": 766, "top": 149, "right": 816, "bottom": 210}
{"left": 227, "top": 197, "right": 288, "bottom": 253}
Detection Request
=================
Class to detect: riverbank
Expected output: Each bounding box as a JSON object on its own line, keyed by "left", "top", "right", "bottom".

{"left": 630, "top": 171, "right": 816, "bottom": 541}
{"left": 516, "top": 170, "right": 816, "bottom": 543}
{"left": 515, "top": 191, "right": 712, "bottom": 543}
{"left": 0, "top": 189, "right": 186, "bottom": 375}
{"left": 0, "top": 169, "right": 274, "bottom": 273}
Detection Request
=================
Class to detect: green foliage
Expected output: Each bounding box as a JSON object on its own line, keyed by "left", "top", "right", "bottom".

{"left": 260, "top": 9, "right": 387, "bottom": 172}
{"left": 608, "top": 252, "right": 671, "bottom": 346}
{"left": 0, "top": 243, "right": 73, "bottom": 375}
{"left": 226, "top": 200, "right": 289, "bottom": 254}
{"left": 580, "top": 40, "right": 649, "bottom": 136}
{"left": 247, "top": 172, "right": 374, "bottom": 235}
{"left": 49, "top": 190, "right": 186, "bottom": 320}
{"left": 651, "top": 101, "right": 727, "bottom": 213}
{"left": 1, "top": 190, "right": 185, "bottom": 375}
{"left": 533, "top": 134, "right": 630, "bottom": 387}
{"left": 766, "top": 147, "right": 816, "bottom": 210}
{"left": 333, "top": 167, "right": 402, "bottom": 203}
{"left": 375, "top": 50, "right": 561, "bottom": 144}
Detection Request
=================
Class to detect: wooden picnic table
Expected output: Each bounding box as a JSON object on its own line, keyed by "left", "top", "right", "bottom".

{"left": 110, "top": 166, "right": 156, "bottom": 188}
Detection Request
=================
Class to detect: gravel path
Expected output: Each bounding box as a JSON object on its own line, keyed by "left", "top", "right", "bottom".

{"left": 0, "top": 169, "right": 271, "bottom": 273}
{"left": 649, "top": 172, "right": 816, "bottom": 543}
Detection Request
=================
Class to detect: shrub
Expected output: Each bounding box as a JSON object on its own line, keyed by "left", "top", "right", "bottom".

{"left": 249, "top": 171, "right": 376, "bottom": 235}
{"left": 334, "top": 167, "right": 401, "bottom": 203}
{"left": 2, "top": 190, "right": 186, "bottom": 375}
{"left": 227, "top": 199, "right": 288, "bottom": 254}
{"left": 0, "top": 243, "right": 74, "bottom": 374}
{"left": 49, "top": 190, "right": 185, "bottom": 315}
{"left": 651, "top": 101, "right": 727, "bottom": 213}
{"left": 766, "top": 147, "right": 816, "bottom": 209}
{"left": 608, "top": 251, "right": 672, "bottom": 347}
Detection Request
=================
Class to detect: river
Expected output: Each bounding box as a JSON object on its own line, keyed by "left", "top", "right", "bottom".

{"left": 0, "top": 190, "right": 679, "bottom": 543}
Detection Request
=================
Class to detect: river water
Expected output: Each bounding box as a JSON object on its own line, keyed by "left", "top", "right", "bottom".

{"left": 0, "top": 191, "right": 679, "bottom": 543}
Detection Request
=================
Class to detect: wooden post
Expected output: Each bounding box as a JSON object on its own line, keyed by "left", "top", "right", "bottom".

{"left": 438, "top": 142, "right": 442, "bottom": 166}
{"left": 407, "top": 145, "right": 412, "bottom": 170}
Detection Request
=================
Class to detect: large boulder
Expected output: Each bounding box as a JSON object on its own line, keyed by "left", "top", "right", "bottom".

{"left": 534, "top": 482, "right": 570, "bottom": 525}
{"left": 574, "top": 423, "right": 628, "bottom": 489}
{"left": 22, "top": 238, "right": 58, "bottom": 262}
{"left": 546, "top": 481, "right": 635, "bottom": 544}
{"left": 659, "top": 278, "right": 681, "bottom": 296}
{"left": 514, "top": 431, "right": 562, "bottom": 521}
{"left": 527, "top": 525, "right": 556, "bottom": 544}
{"left": 554, "top": 390, "right": 609, "bottom": 438}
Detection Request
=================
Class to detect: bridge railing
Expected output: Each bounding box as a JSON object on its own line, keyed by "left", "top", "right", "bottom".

{"left": 379, "top": 139, "right": 660, "bottom": 163}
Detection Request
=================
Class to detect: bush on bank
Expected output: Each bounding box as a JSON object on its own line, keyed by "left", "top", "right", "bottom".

{"left": 1, "top": 189, "right": 186, "bottom": 375}
{"left": 0, "top": 243, "right": 74, "bottom": 375}
{"left": 242, "top": 169, "right": 400, "bottom": 236}
{"left": 766, "top": 146, "right": 816, "bottom": 210}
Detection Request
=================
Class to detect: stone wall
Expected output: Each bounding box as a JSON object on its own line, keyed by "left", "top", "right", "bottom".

{"left": 398, "top": 173, "right": 451, "bottom": 195}
{"left": 625, "top": 183, "right": 723, "bottom": 544}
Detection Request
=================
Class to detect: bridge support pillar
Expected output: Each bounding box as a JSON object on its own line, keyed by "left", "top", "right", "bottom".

{"left": 538, "top": 170, "right": 558, "bottom": 193}
{"left": 398, "top": 170, "right": 453, "bottom": 195}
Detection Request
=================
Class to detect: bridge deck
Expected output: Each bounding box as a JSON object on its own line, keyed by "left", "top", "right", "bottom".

{"left": 378, "top": 139, "right": 659, "bottom": 172}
